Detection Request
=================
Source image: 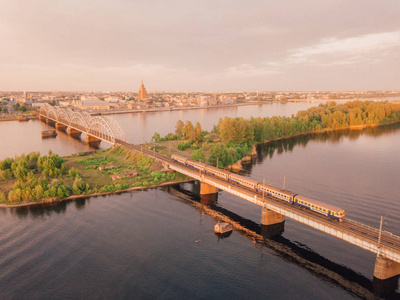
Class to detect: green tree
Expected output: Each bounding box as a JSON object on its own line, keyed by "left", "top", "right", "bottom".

{"left": 72, "top": 176, "right": 85, "bottom": 195}
{"left": 208, "top": 144, "right": 232, "bottom": 168}
{"left": 193, "top": 122, "right": 203, "bottom": 143}
{"left": 191, "top": 149, "right": 206, "bottom": 162}
{"left": 68, "top": 167, "right": 80, "bottom": 178}
{"left": 34, "top": 184, "right": 44, "bottom": 200}
{"left": 13, "top": 165, "right": 28, "bottom": 180}
{"left": 175, "top": 120, "right": 185, "bottom": 137}
{"left": 57, "top": 187, "right": 64, "bottom": 198}
{"left": 184, "top": 121, "right": 194, "bottom": 139}
{"left": 152, "top": 132, "right": 161, "bottom": 142}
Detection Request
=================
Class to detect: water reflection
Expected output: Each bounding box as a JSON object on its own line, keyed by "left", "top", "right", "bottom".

{"left": 252, "top": 123, "right": 400, "bottom": 167}
{"left": 168, "top": 183, "right": 400, "bottom": 299}
{"left": 1, "top": 181, "right": 398, "bottom": 298}
{"left": 11, "top": 201, "right": 68, "bottom": 219}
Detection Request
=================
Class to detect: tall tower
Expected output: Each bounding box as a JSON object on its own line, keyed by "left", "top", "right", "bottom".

{"left": 138, "top": 81, "right": 148, "bottom": 101}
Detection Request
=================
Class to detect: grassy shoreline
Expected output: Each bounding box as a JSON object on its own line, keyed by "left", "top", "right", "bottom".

{"left": 0, "top": 179, "right": 194, "bottom": 208}
{"left": 0, "top": 146, "right": 190, "bottom": 207}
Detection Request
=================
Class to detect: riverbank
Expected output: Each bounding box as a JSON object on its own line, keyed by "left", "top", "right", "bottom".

{"left": 0, "top": 115, "right": 37, "bottom": 122}
{"left": 0, "top": 146, "right": 190, "bottom": 207}
{"left": 0, "top": 179, "right": 195, "bottom": 208}
{"left": 93, "top": 101, "right": 269, "bottom": 116}
{"left": 227, "top": 120, "right": 400, "bottom": 171}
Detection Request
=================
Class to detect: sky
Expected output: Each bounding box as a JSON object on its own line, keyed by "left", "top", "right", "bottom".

{"left": 1, "top": 0, "right": 400, "bottom": 92}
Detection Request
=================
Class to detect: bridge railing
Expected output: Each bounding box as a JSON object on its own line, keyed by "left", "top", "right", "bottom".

{"left": 344, "top": 218, "right": 400, "bottom": 242}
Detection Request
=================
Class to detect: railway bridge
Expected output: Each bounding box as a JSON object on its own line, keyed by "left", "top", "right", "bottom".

{"left": 38, "top": 104, "right": 126, "bottom": 145}
{"left": 37, "top": 106, "right": 400, "bottom": 284}
{"left": 117, "top": 140, "right": 400, "bottom": 284}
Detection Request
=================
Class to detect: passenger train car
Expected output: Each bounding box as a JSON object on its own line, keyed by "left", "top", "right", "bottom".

{"left": 171, "top": 154, "right": 345, "bottom": 221}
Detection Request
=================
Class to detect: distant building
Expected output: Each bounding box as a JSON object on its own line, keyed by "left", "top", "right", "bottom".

{"left": 138, "top": 81, "right": 148, "bottom": 101}
{"left": 71, "top": 99, "right": 110, "bottom": 110}
{"left": 81, "top": 96, "right": 100, "bottom": 101}
{"left": 17, "top": 98, "right": 32, "bottom": 105}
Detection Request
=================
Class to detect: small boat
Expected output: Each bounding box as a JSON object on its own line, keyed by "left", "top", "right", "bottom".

{"left": 214, "top": 222, "right": 233, "bottom": 234}
{"left": 41, "top": 130, "right": 57, "bottom": 138}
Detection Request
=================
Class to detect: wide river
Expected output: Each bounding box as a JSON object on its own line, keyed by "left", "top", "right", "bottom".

{"left": 0, "top": 102, "right": 399, "bottom": 299}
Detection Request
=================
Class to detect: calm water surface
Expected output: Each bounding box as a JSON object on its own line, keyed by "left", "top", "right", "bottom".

{"left": 0, "top": 102, "right": 399, "bottom": 299}
{"left": 0, "top": 102, "right": 316, "bottom": 160}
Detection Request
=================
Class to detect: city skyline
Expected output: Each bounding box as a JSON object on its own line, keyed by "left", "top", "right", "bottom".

{"left": 1, "top": 0, "right": 400, "bottom": 92}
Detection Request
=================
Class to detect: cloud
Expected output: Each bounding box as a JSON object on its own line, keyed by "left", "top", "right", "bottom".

{"left": 286, "top": 31, "right": 400, "bottom": 66}
{"left": 218, "top": 64, "right": 282, "bottom": 78}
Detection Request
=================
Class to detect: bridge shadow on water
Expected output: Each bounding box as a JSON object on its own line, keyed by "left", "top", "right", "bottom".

{"left": 3, "top": 180, "right": 399, "bottom": 298}
{"left": 167, "top": 183, "right": 400, "bottom": 300}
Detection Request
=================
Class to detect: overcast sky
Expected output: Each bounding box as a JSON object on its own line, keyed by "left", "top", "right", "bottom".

{"left": 1, "top": 0, "right": 400, "bottom": 92}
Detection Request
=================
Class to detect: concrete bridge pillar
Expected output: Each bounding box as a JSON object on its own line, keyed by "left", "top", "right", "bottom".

{"left": 261, "top": 208, "right": 285, "bottom": 238}
{"left": 373, "top": 256, "right": 400, "bottom": 297}
{"left": 55, "top": 123, "right": 68, "bottom": 131}
{"left": 200, "top": 193, "right": 218, "bottom": 205}
{"left": 38, "top": 115, "right": 45, "bottom": 122}
{"left": 85, "top": 135, "right": 101, "bottom": 147}
{"left": 68, "top": 128, "right": 82, "bottom": 138}
{"left": 374, "top": 256, "right": 400, "bottom": 280}
{"left": 46, "top": 119, "right": 55, "bottom": 126}
{"left": 200, "top": 182, "right": 218, "bottom": 195}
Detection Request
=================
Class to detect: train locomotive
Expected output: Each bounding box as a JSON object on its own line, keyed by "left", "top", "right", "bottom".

{"left": 171, "top": 154, "right": 345, "bottom": 222}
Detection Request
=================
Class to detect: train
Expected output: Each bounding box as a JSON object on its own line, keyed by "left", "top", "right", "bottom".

{"left": 171, "top": 154, "right": 345, "bottom": 222}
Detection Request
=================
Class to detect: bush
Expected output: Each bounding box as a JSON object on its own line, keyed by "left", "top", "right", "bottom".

{"left": 177, "top": 141, "right": 193, "bottom": 151}
{"left": 68, "top": 167, "right": 80, "bottom": 178}
{"left": 191, "top": 149, "right": 206, "bottom": 162}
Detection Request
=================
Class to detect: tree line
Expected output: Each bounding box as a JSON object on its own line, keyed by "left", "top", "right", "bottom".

{"left": 0, "top": 151, "right": 88, "bottom": 204}
{"left": 155, "top": 101, "right": 400, "bottom": 169}
{"left": 218, "top": 101, "right": 400, "bottom": 146}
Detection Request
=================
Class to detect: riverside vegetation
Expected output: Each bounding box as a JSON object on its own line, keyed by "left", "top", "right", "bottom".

{"left": 0, "top": 146, "right": 187, "bottom": 205}
{"left": 153, "top": 101, "right": 400, "bottom": 168}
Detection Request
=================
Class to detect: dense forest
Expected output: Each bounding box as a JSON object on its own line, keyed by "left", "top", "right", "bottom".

{"left": 159, "top": 101, "right": 400, "bottom": 168}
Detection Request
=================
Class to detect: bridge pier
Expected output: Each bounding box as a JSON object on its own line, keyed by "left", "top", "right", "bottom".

{"left": 374, "top": 256, "right": 400, "bottom": 280}
{"left": 46, "top": 119, "right": 55, "bottom": 126}
{"left": 200, "top": 182, "right": 218, "bottom": 195}
{"left": 373, "top": 256, "right": 400, "bottom": 297}
{"left": 200, "top": 193, "right": 218, "bottom": 205}
{"left": 55, "top": 123, "right": 68, "bottom": 131}
{"left": 68, "top": 128, "right": 82, "bottom": 138}
{"left": 38, "top": 115, "right": 46, "bottom": 122}
{"left": 86, "top": 135, "right": 101, "bottom": 147}
{"left": 261, "top": 208, "right": 285, "bottom": 238}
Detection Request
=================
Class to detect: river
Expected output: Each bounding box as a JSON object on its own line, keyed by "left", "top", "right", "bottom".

{"left": 0, "top": 102, "right": 399, "bottom": 299}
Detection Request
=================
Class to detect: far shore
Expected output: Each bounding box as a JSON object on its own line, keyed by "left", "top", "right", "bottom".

{"left": 0, "top": 179, "right": 195, "bottom": 208}
{"left": 0, "top": 116, "right": 37, "bottom": 122}
{"left": 228, "top": 120, "right": 400, "bottom": 171}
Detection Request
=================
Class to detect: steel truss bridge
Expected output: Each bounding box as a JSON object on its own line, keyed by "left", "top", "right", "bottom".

{"left": 38, "top": 104, "right": 126, "bottom": 144}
